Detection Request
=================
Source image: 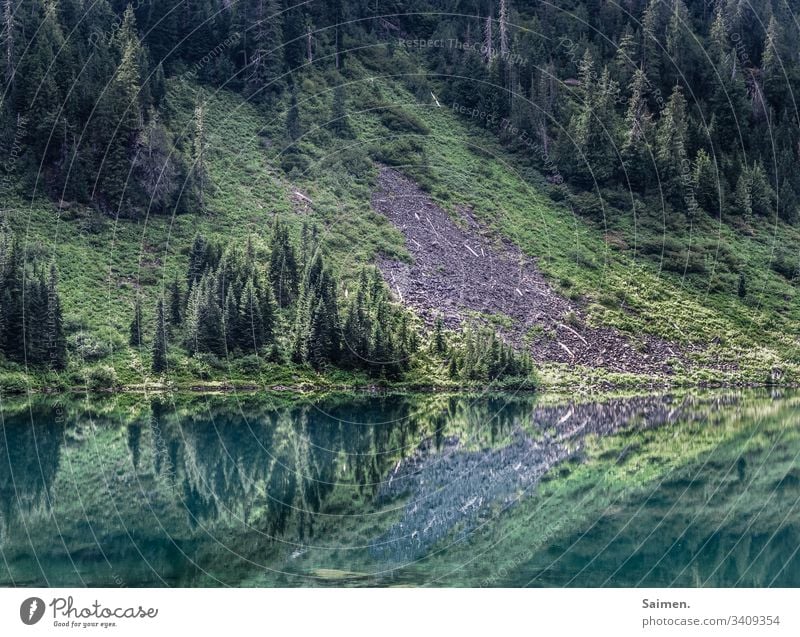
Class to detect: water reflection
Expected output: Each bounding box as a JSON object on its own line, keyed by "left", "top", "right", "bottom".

{"left": 0, "top": 391, "right": 797, "bottom": 587}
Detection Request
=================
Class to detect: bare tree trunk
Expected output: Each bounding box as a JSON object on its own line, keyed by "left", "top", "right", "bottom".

{"left": 499, "top": 0, "right": 509, "bottom": 58}
{"left": 2, "top": 0, "right": 13, "bottom": 83}
{"left": 483, "top": 14, "right": 493, "bottom": 63}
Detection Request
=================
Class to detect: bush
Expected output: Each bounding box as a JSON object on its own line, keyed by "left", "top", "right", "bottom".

{"left": 370, "top": 137, "right": 426, "bottom": 167}
{"left": 193, "top": 352, "right": 223, "bottom": 369}
{"left": 187, "top": 352, "right": 222, "bottom": 380}
{"left": 236, "top": 354, "right": 264, "bottom": 376}
{"left": 379, "top": 106, "right": 430, "bottom": 135}
{"left": 771, "top": 252, "right": 798, "bottom": 281}
{"left": 187, "top": 357, "right": 212, "bottom": 380}
{"left": 568, "top": 191, "right": 605, "bottom": 221}
{"left": 281, "top": 150, "right": 309, "bottom": 175}
{"left": 0, "top": 372, "right": 32, "bottom": 394}
{"left": 83, "top": 365, "right": 119, "bottom": 391}
{"left": 332, "top": 147, "right": 373, "bottom": 182}
{"left": 68, "top": 331, "right": 113, "bottom": 361}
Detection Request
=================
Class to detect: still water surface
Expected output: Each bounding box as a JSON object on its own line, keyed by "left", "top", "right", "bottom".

{"left": 0, "top": 391, "right": 798, "bottom": 586}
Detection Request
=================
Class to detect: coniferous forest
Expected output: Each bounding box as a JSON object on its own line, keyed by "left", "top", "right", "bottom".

{"left": 1, "top": 0, "right": 800, "bottom": 390}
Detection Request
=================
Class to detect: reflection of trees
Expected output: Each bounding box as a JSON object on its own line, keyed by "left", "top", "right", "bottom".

{"left": 125, "top": 395, "right": 449, "bottom": 540}
{"left": 0, "top": 404, "right": 65, "bottom": 535}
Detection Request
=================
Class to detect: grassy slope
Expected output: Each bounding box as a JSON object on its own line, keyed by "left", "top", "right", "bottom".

{"left": 3, "top": 45, "right": 800, "bottom": 391}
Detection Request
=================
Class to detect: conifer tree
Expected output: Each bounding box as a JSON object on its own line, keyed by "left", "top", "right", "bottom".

{"left": 330, "top": 84, "right": 353, "bottom": 137}
{"left": 432, "top": 316, "right": 447, "bottom": 354}
{"left": 621, "top": 68, "right": 653, "bottom": 189}
{"left": 130, "top": 294, "right": 143, "bottom": 348}
{"left": 0, "top": 236, "right": 23, "bottom": 361}
{"left": 152, "top": 297, "right": 167, "bottom": 373}
{"left": 169, "top": 275, "right": 182, "bottom": 326}
{"left": 655, "top": 84, "right": 688, "bottom": 205}
{"left": 286, "top": 88, "right": 301, "bottom": 143}
{"left": 99, "top": 5, "right": 144, "bottom": 212}
{"left": 269, "top": 218, "right": 299, "bottom": 308}
{"left": 243, "top": 0, "right": 285, "bottom": 99}
{"left": 192, "top": 91, "right": 209, "bottom": 210}
{"left": 45, "top": 263, "right": 66, "bottom": 369}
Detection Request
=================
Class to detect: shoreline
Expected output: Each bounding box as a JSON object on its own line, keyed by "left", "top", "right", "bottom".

{"left": 0, "top": 377, "right": 794, "bottom": 397}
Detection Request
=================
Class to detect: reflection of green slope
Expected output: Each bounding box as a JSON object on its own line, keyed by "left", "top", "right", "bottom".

{"left": 395, "top": 396, "right": 800, "bottom": 587}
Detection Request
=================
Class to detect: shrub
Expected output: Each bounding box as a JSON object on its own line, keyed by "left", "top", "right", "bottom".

{"left": 236, "top": 354, "right": 264, "bottom": 376}
{"left": 84, "top": 365, "right": 119, "bottom": 391}
{"left": 379, "top": 106, "right": 430, "bottom": 135}
{"left": 568, "top": 191, "right": 606, "bottom": 221}
{"left": 0, "top": 372, "right": 32, "bottom": 394}
{"left": 771, "top": 252, "right": 798, "bottom": 281}
{"left": 193, "top": 352, "right": 223, "bottom": 369}
{"left": 187, "top": 357, "right": 212, "bottom": 380}
{"left": 68, "top": 331, "right": 113, "bottom": 361}
{"left": 370, "top": 137, "right": 426, "bottom": 167}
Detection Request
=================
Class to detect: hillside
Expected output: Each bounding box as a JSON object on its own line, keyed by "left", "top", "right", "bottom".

{"left": 2, "top": 0, "right": 800, "bottom": 391}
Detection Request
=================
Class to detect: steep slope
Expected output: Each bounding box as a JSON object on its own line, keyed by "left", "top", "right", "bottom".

{"left": 374, "top": 167, "right": 694, "bottom": 374}
{"left": 4, "top": 50, "right": 800, "bottom": 390}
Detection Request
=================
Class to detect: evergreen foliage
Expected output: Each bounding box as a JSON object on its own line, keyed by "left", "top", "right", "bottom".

{"left": 152, "top": 297, "right": 168, "bottom": 373}
{"left": 2, "top": 0, "right": 797, "bottom": 225}
{"left": 448, "top": 324, "right": 534, "bottom": 382}
{"left": 0, "top": 226, "right": 66, "bottom": 369}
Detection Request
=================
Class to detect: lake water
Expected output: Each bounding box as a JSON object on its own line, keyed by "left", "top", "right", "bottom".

{"left": 0, "top": 391, "right": 798, "bottom": 587}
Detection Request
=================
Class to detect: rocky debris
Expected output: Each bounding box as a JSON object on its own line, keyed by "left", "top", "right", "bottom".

{"left": 372, "top": 166, "right": 694, "bottom": 375}
{"left": 372, "top": 429, "right": 574, "bottom": 563}
{"left": 370, "top": 393, "right": 712, "bottom": 562}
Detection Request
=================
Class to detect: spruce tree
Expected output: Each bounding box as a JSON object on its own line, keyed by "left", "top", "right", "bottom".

{"left": 329, "top": 84, "right": 353, "bottom": 137}
{"left": 130, "top": 294, "right": 143, "bottom": 347}
{"left": 655, "top": 85, "right": 688, "bottom": 206}
{"left": 242, "top": 0, "right": 285, "bottom": 99}
{"left": 432, "top": 316, "right": 447, "bottom": 354}
{"left": 192, "top": 92, "right": 209, "bottom": 210}
{"left": 621, "top": 68, "right": 653, "bottom": 190}
{"left": 100, "top": 5, "right": 144, "bottom": 212}
{"left": 169, "top": 275, "right": 182, "bottom": 326}
{"left": 269, "top": 218, "right": 299, "bottom": 308}
{"left": 45, "top": 263, "right": 66, "bottom": 369}
{"left": 286, "top": 88, "right": 301, "bottom": 143}
{"left": 187, "top": 233, "right": 208, "bottom": 290}
{"left": 152, "top": 297, "right": 168, "bottom": 373}
{"left": 693, "top": 149, "right": 719, "bottom": 215}
{"left": 1, "top": 237, "right": 24, "bottom": 361}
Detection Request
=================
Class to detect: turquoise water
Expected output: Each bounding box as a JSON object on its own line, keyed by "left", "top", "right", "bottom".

{"left": 0, "top": 392, "right": 798, "bottom": 587}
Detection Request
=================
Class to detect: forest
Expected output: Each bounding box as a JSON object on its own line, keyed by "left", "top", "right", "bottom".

{"left": 1, "top": 0, "right": 799, "bottom": 389}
